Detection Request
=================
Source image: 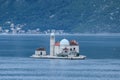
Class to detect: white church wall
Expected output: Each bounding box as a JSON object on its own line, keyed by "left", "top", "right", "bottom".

{"left": 35, "top": 50, "right": 46, "bottom": 56}
{"left": 35, "top": 51, "right": 40, "bottom": 55}
{"left": 50, "top": 33, "right": 55, "bottom": 56}
{"left": 70, "top": 46, "right": 79, "bottom": 53}
{"left": 60, "top": 45, "right": 70, "bottom": 53}
{"left": 54, "top": 46, "right": 60, "bottom": 56}
{"left": 42, "top": 51, "right": 47, "bottom": 56}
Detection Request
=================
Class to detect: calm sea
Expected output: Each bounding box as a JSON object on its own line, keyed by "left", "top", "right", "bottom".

{"left": 0, "top": 34, "right": 120, "bottom": 80}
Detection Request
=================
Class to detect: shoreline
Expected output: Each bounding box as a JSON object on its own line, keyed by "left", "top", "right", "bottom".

{"left": 0, "top": 33, "right": 120, "bottom": 36}
{"left": 30, "top": 55, "right": 86, "bottom": 60}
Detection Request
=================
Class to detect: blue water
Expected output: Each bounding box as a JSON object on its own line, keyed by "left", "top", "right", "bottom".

{"left": 0, "top": 34, "right": 120, "bottom": 59}
{"left": 0, "top": 57, "right": 120, "bottom": 80}
{"left": 0, "top": 34, "right": 120, "bottom": 80}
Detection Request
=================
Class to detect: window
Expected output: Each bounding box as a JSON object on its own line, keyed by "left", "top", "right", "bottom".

{"left": 73, "top": 48, "right": 76, "bottom": 50}
{"left": 40, "top": 52, "right": 42, "bottom": 55}
{"left": 65, "top": 50, "right": 68, "bottom": 53}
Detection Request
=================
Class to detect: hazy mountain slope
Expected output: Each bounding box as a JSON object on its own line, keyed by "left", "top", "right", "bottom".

{"left": 0, "top": 0, "right": 120, "bottom": 33}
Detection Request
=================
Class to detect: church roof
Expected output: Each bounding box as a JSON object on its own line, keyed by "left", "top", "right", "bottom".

{"left": 54, "top": 39, "right": 78, "bottom": 46}
{"left": 70, "top": 40, "right": 78, "bottom": 45}
{"left": 55, "top": 42, "right": 60, "bottom": 46}
{"left": 60, "top": 38, "right": 70, "bottom": 46}
{"left": 36, "top": 48, "right": 46, "bottom": 51}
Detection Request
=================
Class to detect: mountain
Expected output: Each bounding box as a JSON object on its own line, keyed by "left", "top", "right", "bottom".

{"left": 0, "top": 0, "right": 120, "bottom": 33}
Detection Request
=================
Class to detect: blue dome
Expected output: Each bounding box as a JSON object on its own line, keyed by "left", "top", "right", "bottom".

{"left": 60, "top": 39, "right": 69, "bottom": 46}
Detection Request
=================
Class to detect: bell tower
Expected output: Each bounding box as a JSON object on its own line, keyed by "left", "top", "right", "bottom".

{"left": 50, "top": 33, "right": 55, "bottom": 56}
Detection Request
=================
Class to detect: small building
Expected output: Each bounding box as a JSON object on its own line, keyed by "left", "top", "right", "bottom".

{"left": 35, "top": 48, "right": 46, "bottom": 56}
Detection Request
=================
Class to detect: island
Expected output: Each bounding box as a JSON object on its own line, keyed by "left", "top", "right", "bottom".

{"left": 31, "top": 33, "right": 86, "bottom": 60}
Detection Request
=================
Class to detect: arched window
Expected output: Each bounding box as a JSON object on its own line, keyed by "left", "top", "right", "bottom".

{"left": 73, "top": 48, "right": 76, "bottom": 50}
{"left": 40, "top": 52, "right": 42, "bottom": 55}
{"left": 65, "top": 50, "right": 68, "bottom": 53}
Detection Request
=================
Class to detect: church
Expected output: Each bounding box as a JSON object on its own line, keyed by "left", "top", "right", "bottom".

{"left": 31, "top": 33, "right": 86, "bottom": 59}
{"left": 50, "top": 33, "right": 79, "bottom": 57}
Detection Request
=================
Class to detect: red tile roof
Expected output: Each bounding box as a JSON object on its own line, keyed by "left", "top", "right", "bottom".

{"left": 55, "top": 42, "right": 60, "bottom": 46}
{"left": 70, "top": 40, "right": 78, "bottom": 45}
{"left": 36, "top": 48, "right": 46, "bottom": 51}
